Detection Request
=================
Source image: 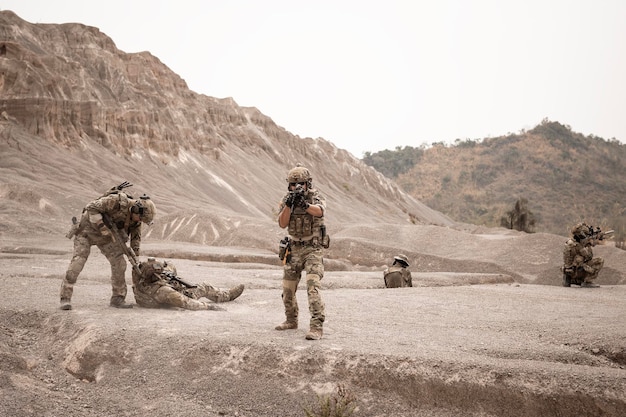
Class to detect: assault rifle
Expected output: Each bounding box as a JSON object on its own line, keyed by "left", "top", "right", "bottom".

{"left": 103, "top": 213, "right": 197, "bottom": 289}
{"left": 288, "top": 184, "right": 306, "bottom": 210}
{"left": 161, "top": 270, "right": 197, "bottom": 289}
{"left": 102, "top": 213, "right": 142, "bottom": 276}
{"left": 588, "top": 226, "right": 614, "bottom": 241}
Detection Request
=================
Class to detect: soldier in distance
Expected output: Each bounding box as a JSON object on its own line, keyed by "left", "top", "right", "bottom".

{"left": 562, "top": 222, "right": 605, "bottom": 288}
{"left": 383, "top": 254, "right": 413, "bottom": 288}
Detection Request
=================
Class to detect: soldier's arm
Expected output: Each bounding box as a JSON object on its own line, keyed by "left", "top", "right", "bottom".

{"left": 308, "top": 193, "right": 325, "bottom": 217}
{"left": 130, "top": 226, "right": 141, "bottom": 254}
{"left": 278, "top": 204, "right": 291, "bottom": 228}
{"left": 84, "top": 197, "right": 114, "bottom": 233}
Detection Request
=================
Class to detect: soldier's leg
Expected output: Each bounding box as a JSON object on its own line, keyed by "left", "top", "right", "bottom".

{"left": 583, "top": 257, "right": 604, "bottom": 285}
{"left": 562, "top": 271, "right": 572, "bottom": 287}
{"left": 60, "top": 234, "right": 91, "bottom": 310}
{"left": 275, "top": 263, "right": 301, "bottom": 330}
{"left": 193, "top": 283, "right": 245, "bottom": 303}
{"left": 98, "top": 241, "right": 132, "bottom": 308}
{"left": 304, "top": 251, "right": 325, "bottom": 340}
{"left": 153, "top": 286, "right": 222, "bottom": 311}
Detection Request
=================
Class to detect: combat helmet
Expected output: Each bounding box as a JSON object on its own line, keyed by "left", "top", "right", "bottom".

{"left": 131, "top": 194, "right": 156, "bottom": 225}
{"left": 571, "top": 222, "right": 589, "bottom": 242}
{"left": 393, "top": 254, "right": 410, "bottom": 267}
{"left": 286, "top": 163, "right": 312, "bottom": 189}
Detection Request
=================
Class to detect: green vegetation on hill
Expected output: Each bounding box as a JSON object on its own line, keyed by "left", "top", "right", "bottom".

{"left": 363, "top": 119, "right": 626, "bottom": 238}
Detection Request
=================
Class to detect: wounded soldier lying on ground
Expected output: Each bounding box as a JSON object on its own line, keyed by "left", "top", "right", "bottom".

{"left": 132, "top": 258, "right": 244, "bottom": 310}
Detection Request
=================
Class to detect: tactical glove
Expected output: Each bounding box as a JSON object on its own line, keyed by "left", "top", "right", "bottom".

{"left": 298, "top": 198, "right": 310, "bottom": 210}
{"left": 284, "top": 193, "right": 296, "bottom": 207}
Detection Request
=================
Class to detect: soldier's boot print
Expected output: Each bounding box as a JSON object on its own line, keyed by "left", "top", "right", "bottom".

{"left": 275, "top": 280, "right": 298, "bottom": 330}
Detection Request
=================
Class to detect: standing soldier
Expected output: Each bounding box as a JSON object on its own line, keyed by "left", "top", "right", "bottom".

{"left": 383, "top": 254, "right": 413, "bottom": 288}
{"left": 61, "top": 183, "right": 156, "bottom": 310}
{"left": 275, "top": 164, "right": 329, "bottom": 340}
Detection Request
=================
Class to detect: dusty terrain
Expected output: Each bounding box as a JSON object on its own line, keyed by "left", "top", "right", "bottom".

{"left": 1, "top": 235, "right": 625, "bottom": 417}
{"left": 1, "top": 10, "right": 625, "bottom": 417}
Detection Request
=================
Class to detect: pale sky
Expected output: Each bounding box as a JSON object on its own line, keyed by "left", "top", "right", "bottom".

{"left": 2, "top": 1, "right": 625, "bottom": 157}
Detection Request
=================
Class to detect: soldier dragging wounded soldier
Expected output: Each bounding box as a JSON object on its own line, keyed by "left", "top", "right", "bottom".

{"left": 62, "top": 181, "right": 244, "bottom": 311}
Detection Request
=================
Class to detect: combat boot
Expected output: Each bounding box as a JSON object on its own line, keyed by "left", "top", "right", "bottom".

{"left": 110, "top": 296, "right": 133, "bottom": 309}
{"left": 228, "top": 284, "right": 245, "bottom": 301}
{"left": 562, "top": 273, "right": 571, "bottom": 287}
{"left": 275, "top": 321, "right": 298, "bottom": 330}
{"left": 305, "top": 327, "right": 323, "bottom": 340}
{"left": 60, "top": 298, "right": 72, "bottom": 310}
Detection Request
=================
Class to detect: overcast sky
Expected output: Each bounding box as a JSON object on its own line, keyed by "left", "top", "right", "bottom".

{"left": 3, "top": 1, "right": 625, "bottom": 157}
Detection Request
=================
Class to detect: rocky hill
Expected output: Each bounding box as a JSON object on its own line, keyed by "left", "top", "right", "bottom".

{"left": 1, "top": 10, "right": 626, "bottom": 417}
{"left": 364, "top": 120, "right": 626, "bottom": 237}
{"left": 0, "top": 9, "right": 453, "bottom": 253}
{"left": 3, "top": 9, "right": 626, "bottom": 280}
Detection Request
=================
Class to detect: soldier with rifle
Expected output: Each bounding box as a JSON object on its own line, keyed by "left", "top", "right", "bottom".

{"left": 275, "top": 164, "right": 329, "bottom": 340}
{"left": 131, "top": 258, "right": 244, "bottom": 310}
{"left": 61, "top": 182, "right": 156, "bottom": 310}
{"left": 562, "top": 222, "right": 613, "bottom": 288}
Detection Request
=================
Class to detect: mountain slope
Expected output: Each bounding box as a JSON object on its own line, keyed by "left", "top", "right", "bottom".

{"left": 3, "top": 10, "right": 626, "bottom": 283}
{"left": 0, "top": 9, "right": 455, "bottom": 251}
{"left": 365, "top": 120, "right": 626, "bottom": 237}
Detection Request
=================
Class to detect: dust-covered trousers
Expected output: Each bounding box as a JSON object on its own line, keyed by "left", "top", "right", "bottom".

{"left": 565, "top": 257, "right": 604, "bottom": 284}
{"left": 133, "top": 281, "right": 229, "bottom": 310}
{"left": 281, "top": 243, "right": 325, "bottom": 329}
{"left": 61, "top": 231, "right": 128, "bottom": 301}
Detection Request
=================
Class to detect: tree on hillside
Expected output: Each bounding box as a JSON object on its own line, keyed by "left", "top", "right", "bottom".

{"left": 500, "top": 198, "right": 536, "bottom": 233}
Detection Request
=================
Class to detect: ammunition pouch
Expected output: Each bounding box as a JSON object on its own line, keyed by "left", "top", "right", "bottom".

{"left": 320, "top": 224, "right": 330, "bottom": 248}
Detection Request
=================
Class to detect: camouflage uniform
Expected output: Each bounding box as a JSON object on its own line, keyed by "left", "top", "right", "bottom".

{"left": 276, "top": 165, "right": 328, "bottom": 340}
{"left": 61, "top": 191, "right": 155, "bottom": 309}
{"left": 131, "top": 259, "right": 244, "bottom": 310}
{"left": 384, "top": 254, "right": 412, "bottom": 288}
{"left": 562, "top": 223, "right": 604, "bottom": 287}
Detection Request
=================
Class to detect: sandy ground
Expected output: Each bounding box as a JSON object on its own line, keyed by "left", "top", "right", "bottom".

{"left": 1, "top": 237, "right": 625, "bottom": 417}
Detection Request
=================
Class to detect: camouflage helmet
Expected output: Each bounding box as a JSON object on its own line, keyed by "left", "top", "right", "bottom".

{"left": 571, "top": 222, "right": 589, "bottom": 241}
{"left": 394, "top": 254, "right": 410, "bottom": 267}
{"left": 286, "top": 164, "right": 312, "bottom": 186}
{"left": 132, "top": 195, "right": 156, "bottom": 225}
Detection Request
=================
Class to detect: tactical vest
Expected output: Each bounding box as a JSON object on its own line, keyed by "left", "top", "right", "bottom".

{"left": 288, "top": 193, "right": 324, "bottom": 241}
